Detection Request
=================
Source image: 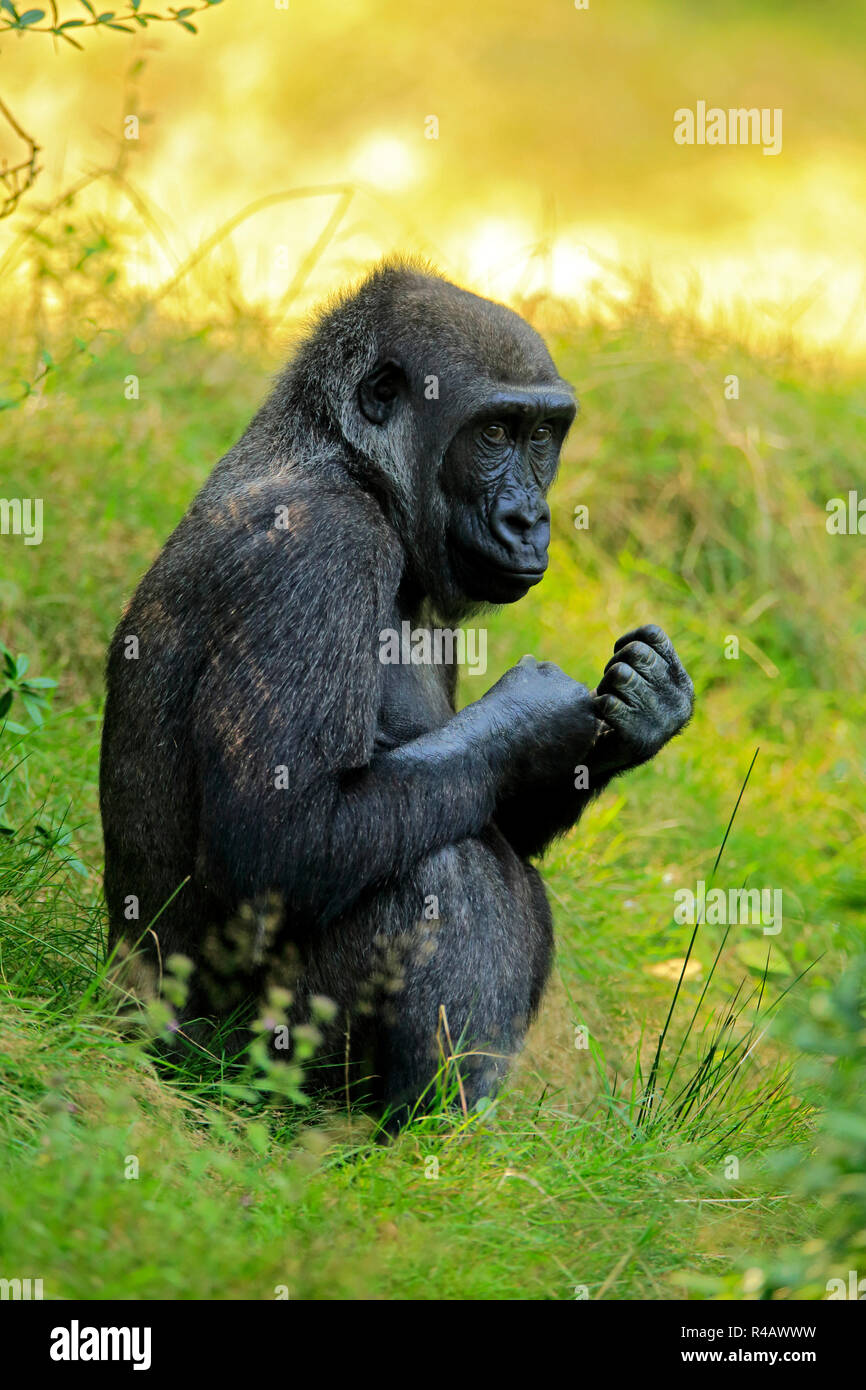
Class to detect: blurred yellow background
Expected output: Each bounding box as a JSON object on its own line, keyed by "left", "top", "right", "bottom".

{"left": 2, "top": 3, "right": 866, "bottom": 1303}
{"left": 1, "top": 0, "right": 865, "bottom": 352}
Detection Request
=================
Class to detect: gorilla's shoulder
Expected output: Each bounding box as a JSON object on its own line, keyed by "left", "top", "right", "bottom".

{"left": 168, "top": 470, "right": 404, "bottom": 585}
{"left": 191, "top": 469, "right": 391, "bottom": 537}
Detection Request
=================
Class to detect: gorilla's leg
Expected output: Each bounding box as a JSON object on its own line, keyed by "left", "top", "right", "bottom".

{"left": 369, "top": 838, "right": 554, "bottom": 1130}
{"left": 225, "top": 836, "right": 553, "bottom": 1130}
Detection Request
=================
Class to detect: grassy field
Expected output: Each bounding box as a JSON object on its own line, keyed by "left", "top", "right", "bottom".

{"left": 1, "top": 266, "right": 865, "bottom": 1299}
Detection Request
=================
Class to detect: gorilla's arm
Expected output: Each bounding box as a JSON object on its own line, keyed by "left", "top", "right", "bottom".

{"left": 493, "top": 776, "right": 605, "bottom": 862}
{"left": 493, "top": 627, "right": 694, "bottom": 859}
{"left": 197, "top": 690, "right": 514, "bottom": 925}
{"left": 190, "top": 487, "right": 596, "bottom": 926}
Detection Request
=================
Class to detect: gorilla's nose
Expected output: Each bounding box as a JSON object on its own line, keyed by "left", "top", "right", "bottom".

{"left": 490, "top": 493, "right": 551, "bottom": 563}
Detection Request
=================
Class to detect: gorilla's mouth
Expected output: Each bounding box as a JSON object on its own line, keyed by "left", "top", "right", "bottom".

{"left": 501, "top": 564, "right": 547, "bottom": 581}
{"left": 493, "top": 565, "right": 547, "bottom": 589}
{"left": 453, "top": 537, "right": 548, "bottom": 600}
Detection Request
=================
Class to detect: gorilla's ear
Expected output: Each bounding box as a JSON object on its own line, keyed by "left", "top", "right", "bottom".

{"left": 358, "top": 359, "right": 406, "bottom": 425}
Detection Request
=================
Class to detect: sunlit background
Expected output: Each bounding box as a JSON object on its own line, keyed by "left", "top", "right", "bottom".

{"left": 2, "top": 1, "right": 866, "bottom": 1303}
{"left": 1, "top": 0, "right": 865, "bottom": 355}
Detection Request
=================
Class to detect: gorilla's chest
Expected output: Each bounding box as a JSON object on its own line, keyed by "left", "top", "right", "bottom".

{"left": 376, "top": 640, "right": 455, "bottom": 749}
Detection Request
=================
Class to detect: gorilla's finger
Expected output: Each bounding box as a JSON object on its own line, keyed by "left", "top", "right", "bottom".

{"left": 591, "top": 692, "right": 620, "bottom": 719}
{"left": 591, "top": 692, "right": 636, "bottom": 734}
{"left": 604, "top": 640, "right": 664, "bottom": 680}
{"left": 614, "top": 625, "right": 693, "bottom": 693}
{"left": 597, "top": 661, "right": 659, "bottom": 712}
{"left": 614, "top": 624, "right": 676, "bottom": 666}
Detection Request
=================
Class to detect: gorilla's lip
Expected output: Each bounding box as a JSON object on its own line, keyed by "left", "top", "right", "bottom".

{"left": 473, "top": 556, "right": 548, "bottom": 594}
{"left": 484, "top": 555, "right": 548, "bottom": 584}
{"left": 452, "top": 536, "right": 548, "bottom": 595}
{"left": 501, "top": 565, "right": 546, "bottom": 582}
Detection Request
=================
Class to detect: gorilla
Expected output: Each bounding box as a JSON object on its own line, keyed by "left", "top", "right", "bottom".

{"left": 100, "top": 261, "right": 693, "bottom": 1129}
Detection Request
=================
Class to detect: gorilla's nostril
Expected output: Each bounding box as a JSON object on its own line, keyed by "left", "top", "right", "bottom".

{"left": 490, "top": 497, "right": 550, "bottom": 562}
{"left": 492, "top": 496, "right": 548, "bottom": 544}
{"left": 499, "top": 507, "right": 534, "bottom": 537}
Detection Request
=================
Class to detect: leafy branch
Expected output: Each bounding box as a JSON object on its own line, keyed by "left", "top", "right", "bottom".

{"left": 0, "top": 0, "right": 223, "bottom": 215}
{"left": 0, "top": 91, "right": 39, "bottom": 216}
{"left": 0, "top": 0, "right": 223, "bottom": 42}
{"left": 0, "top": 641, "right": 57, "bottom": 734}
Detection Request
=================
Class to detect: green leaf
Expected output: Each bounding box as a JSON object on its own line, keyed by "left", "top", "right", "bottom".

{"left": 18, "top": 9, "right": 46, "bottom": 22}
{"left": 16, "top": 653, "right": 28, "bottom": 677}
{"left": 734, "top": 939, "right": 790, "bottom": 976}
{"left": 218, "top": 1083, "right": 259, "bottom": 1103}
{"left": 21, "top": 696, "right": 44, "bottom": 726}
{"left": 823, "top": 1110, "right": 866, "bottom": 1144}
{"left": 0, "top": 691, "right": 12, "bottom": 720}
{"left": 246, "top": 1122, "right": 270, "bottom": 1156}
{"left": 23, "top": 676, "right": 56, "bottom": 690}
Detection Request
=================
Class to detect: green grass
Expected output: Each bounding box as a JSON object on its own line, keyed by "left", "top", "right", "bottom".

{"left": 1, "top": 281, "right": 864, "bottom": 1299}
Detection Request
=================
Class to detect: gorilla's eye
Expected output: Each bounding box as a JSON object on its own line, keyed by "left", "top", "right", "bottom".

{"left": 531, "top": 424, "right": 553, "bottom": 443}
{"left": 482, "top": 423, "right": 508, "bottom": 444}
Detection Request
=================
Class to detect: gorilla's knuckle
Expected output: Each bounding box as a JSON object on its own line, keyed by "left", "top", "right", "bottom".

{"left": 609, "top": 661, "right": 635, "bottom": 685}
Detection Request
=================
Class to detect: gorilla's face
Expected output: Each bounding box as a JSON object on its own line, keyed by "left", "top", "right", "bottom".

{"left": 351, "top": 272, "right": 576, "bottom": 613}
{"left": 440, "top": 389, "right": 575, "bottom": 604}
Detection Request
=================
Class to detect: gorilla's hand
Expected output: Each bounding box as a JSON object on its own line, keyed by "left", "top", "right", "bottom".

{"left": 481, "top": 655, "right": 601, "bottom": 784}
{"left": 590, "top": 625, "right": 693, "bottom": 774}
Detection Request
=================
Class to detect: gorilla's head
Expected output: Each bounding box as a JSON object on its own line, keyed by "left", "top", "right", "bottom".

{"left": 281, "top": 261, "right": 577, "bottom": 616}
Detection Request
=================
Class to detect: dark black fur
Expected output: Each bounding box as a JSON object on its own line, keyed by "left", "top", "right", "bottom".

{"left": 100, "top": 261, "right": 693, "bottom": 1127}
